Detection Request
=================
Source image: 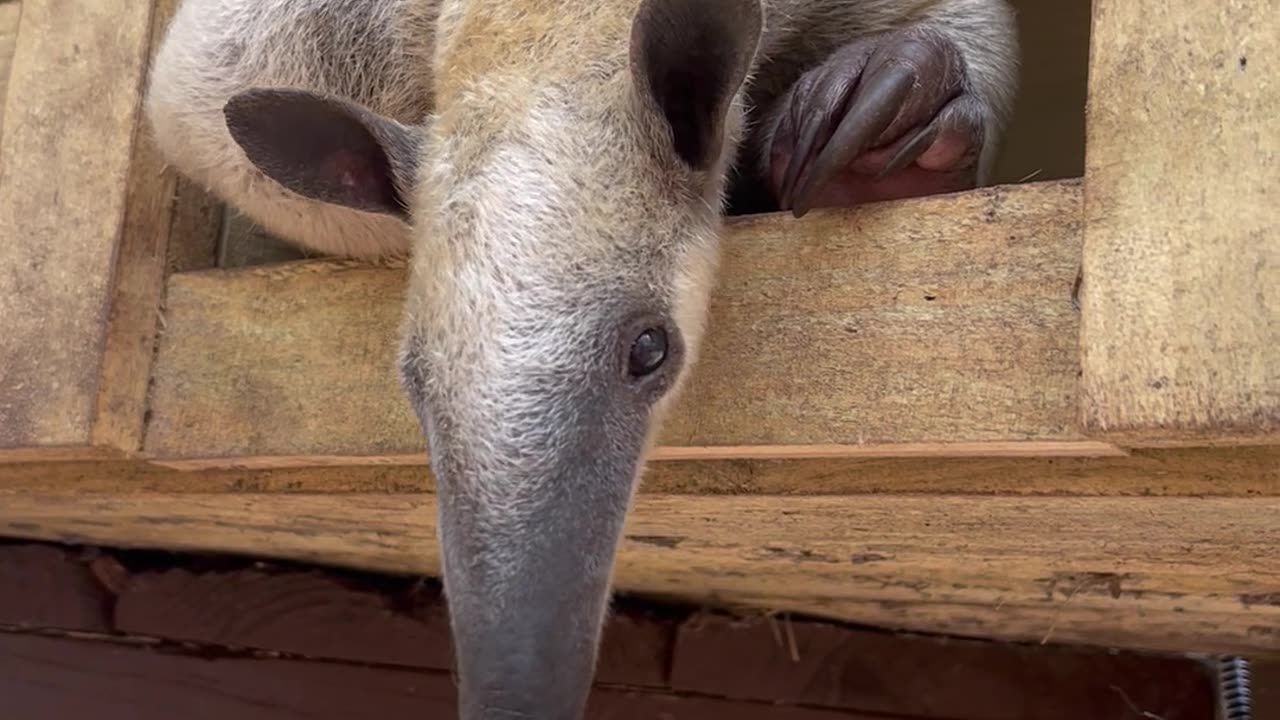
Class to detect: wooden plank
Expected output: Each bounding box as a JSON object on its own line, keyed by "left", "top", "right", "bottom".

{"left": 1079, "top": 0, "right": 1280, "bottom": 443}
{"left": 0, "top": 537, "right": 1235, "bottom": 719}
{"left": 90, "top": 0, "right": 206, "bottom": 455}
{"left": 0, "top": 1, "right": 19, "bottom": 131}
{"left": 670, "top": 614, "right": 1216, "bottom": 720}
{"left": 0, "top": 493, "right": 1275, "bottom": 655}
{"left": 0, "top": 544, "right": 113, "bottom": 631}
{"left": 114, "top": 564, "right": 672, "bottom": 688}
{"left": 2, "top": 446, "right": 1278, "bottom": 496}
{"left": 1255, "top": 657, "right": 1280, "bottom": 720}
{"left": 0, "top": 633, "right": 880, "bottom": 720}
{"left": 144, "top": 180, "right": 1110, "bottom": 465}
{"left": 0, "top": 0, "right": 153, "bottom": 457}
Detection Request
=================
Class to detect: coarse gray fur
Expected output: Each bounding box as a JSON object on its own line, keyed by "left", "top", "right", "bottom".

{"left": 146, "top": 1, "right": 1018, "bottom": 718}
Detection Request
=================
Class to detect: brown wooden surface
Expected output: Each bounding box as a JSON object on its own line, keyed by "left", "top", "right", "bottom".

{"left": 0, "top": 632, "right": 925, "bottom": 720}
{"left": 1256, "top": 657, "right": 1280, "bottom": 720}
{"left": 165, "top": 177, "right": 224, "bottom": 274}
{"left": 113, "top": 565, "right": 672, "bottom": 688}
{"left": 144, "top": 180, "right": 1108, "bottom": 466}
{"left": 0, "top": 540, "right": 1231, "bottom": 720}
{"left": 670, "top": 614, "right": 1215, "bottom": 720}
{"left": 0, "top": 1, "right": 19, "bottom": 128}
{"left": 1079, "top": 0, "right": 1279, "bottom": 444}
{"left": 2, "top": 445, "right": 1278, "bottom": 496}
{"left": 89, "top": 0, "right": 202, "bottom": 454}
{"left": 1, "top": 492, "right": 1275, "bottom": 655}
{"left": 0, "top": 0, "right": 153, "bottom": 455}
{"left": 0, "top": 545, "right": 112, "bottom": 631}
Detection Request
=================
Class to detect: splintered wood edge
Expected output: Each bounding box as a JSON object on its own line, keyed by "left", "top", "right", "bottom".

{"left": 0, "top": 492, "right": 1274, "bottom": 655}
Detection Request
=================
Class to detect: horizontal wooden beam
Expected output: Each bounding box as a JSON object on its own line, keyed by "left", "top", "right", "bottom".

{"left": 1, "top": 490, "right": 1275, "bottom": 655}
{"left": 1079, "top": 0, "right": 1279, "bottom": 444}
{"left": 144, "top": 179, "right": 1109, "bottom": 466}
{"left": 2, "top": 446, "right": 1277, "bottom": 496}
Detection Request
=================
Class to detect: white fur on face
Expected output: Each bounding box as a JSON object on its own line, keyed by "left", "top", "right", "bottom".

{"left": 401, "top": 85, "right": 725, "bottom": 514}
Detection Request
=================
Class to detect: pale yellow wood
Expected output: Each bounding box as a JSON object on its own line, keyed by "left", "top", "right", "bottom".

{"left": 0, "top": 490, "right": 1274, "bottom": 654}
{"left": 1079, "top": 0, "right": 1280, "bottom": 443}
{"left": 1, "top": 446, "right": 1276, "bottom": 495}
{"left": 90, "top": 0, "right": 203, "bottom": 453}
{"left": 145, "top": 180, "right": 1099, "bottom": 464}
{"left": 147, "top": 441, "right": 1126, "bottom": 471}
{"left": 0, "top": 2, "right": 19, "bottom": 128}
{"left": 0, "top": 0, "right": 153, "bottom": 455}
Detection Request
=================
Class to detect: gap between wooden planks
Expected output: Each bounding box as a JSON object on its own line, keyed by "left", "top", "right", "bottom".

{"left": 0, "top": 491, "right": 1276, "bottom": 655}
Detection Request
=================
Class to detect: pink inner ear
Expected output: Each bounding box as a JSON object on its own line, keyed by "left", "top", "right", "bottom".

{"left": 325, "top": 149, "right": 371, "bottom": 197}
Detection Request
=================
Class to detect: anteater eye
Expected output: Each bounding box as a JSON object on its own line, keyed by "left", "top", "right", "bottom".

{"left": 628, "top": 327, "right": 668, "bottom": 377}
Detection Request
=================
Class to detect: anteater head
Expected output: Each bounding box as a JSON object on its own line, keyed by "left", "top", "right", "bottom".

{"left": 223, "top": 0, "right": 763, "bottom": 716}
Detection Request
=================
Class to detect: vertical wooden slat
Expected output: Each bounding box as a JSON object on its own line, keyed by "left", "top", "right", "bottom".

{"left": 0, "top": 0, "right": 154, "bottom": 456}
{"left": 89, "top": 0, "right": 201, "bottom": 452}
{"left": 1079, "top": 0, "right": 1279, "bottom": 444}
{"left": 0, "top": 1, "right": 20, "bottom": 133}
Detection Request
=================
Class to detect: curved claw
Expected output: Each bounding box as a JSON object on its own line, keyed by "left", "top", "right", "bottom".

{"left": 777, "top": 113, "right": 827, "bottom": 210}
{"left": 787, "top": 62, "right": 915, "bottom": 218}
{"left": 873, "top": 120, "right": 940, "bottom": 182}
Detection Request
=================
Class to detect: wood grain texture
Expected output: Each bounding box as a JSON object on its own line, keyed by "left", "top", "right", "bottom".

{"left": 0, "top": 0, "right": 152, "bottom": 453}
{"left": 670, "top": 614, "right": 1215, "bottom": 720}
{"left": 0, "top": 492, "right": 1275, "bottom": 655}
{"left": 0, "top": 2, "right": 18, "bottom": 130}
{"left": 0, "top": 633, "right": 882, "bottom": 720}
{"left": 113, "top": 566, "right": 672, "bottom": 688}
{"left": 165, "top": 177, "right": 223, "bottom": 274}
{"left": 90, "top": 0, "right": 196, "bottom": 453}
{"left": 2, "top": 446, "right": 1278, "bottom": 496}
{"left": 145, "top": 180, "right": 1099, "bottom": 464}
{"left": 1079, "top": 0, "right": 1279, "bottom": 443}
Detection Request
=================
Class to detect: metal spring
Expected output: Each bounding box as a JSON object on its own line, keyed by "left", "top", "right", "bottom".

{"left": 1217, "top": 656, "right": 1253, "bottom": 720}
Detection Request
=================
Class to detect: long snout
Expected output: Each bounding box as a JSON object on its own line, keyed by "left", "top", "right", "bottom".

{"left": 434, "top": 445, "right": 641, "bottom": 720}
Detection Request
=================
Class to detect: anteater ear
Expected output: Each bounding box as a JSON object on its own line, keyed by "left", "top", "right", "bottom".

{"left": 629, "top": 0, "right": 763, "bottom": 171}
{"left": 224, "top": 88, "right": 423, "bottom": 218}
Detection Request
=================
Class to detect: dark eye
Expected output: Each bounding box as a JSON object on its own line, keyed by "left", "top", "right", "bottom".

{"left": 627, "top": 327, "right": 668, "bottom": 377}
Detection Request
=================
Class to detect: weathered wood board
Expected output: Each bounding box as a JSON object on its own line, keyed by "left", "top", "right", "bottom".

{"left": 2, "top": 445, "right": 1277, "bottom": 496}
{"left": 0, "top": 540, "right": 1223, "bottom": 720}
{"left": 0, "top": 2, "right": 20, "bottom": 126}
{"left": 144, "top": 180, "right": 1116, "bottom": 466}
{"left": 1, "top": 491, "right": 1275, "bottom": 654}
{"left": 1079, "top": 0, "right": 1279, "bottom": 443}
{"left": 0, "top": 0, "right": 154, "bottom": 458}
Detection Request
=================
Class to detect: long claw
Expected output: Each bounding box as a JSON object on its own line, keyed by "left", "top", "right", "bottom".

{"left": 874, "top": 120, "right": 939, "bottom": 182}
{"left": 779, "top": 115, "right": 823, "bottom": 210}
{"left": 789, "top": 62, "right": 915, "bottom": 218}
